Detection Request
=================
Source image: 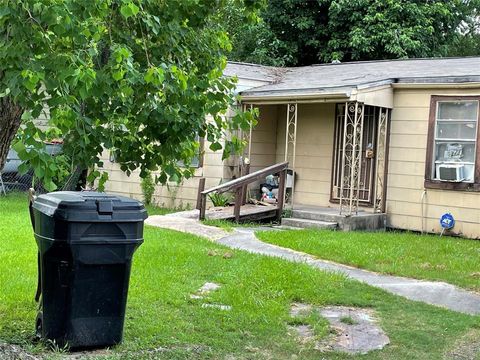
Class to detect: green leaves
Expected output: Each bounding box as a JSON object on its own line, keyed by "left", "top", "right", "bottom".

{"left": 120, "top": 2, "right": 139, "bottom": 19}
{"left": 209, "top": 142, "right": 222, "bottom": 152}
{"left": 0, "top": 0, "right": 255, "bottom": 191}
{"left": 0, "top": 6, "right": 11, "bottom": 18}
{"left": 226, "top": 0, "right": 477, "bottom": 65}
{"left": 144, "top": 66, "right": 165, "bottom": 86}
{"left": 21, "top": 70, "right": 43, "bottom": 93}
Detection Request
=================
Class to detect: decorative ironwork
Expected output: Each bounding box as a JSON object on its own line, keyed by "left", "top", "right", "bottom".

{"left": 373, "top": 108, "right": 389, "bottom": 213}
{"left": 333, "top": 104, "right": 378, "bottom": 205}
{"left": 339, "top": 101, "right": 365, "bottom": 215}
{"left": 240, "top": 103, "right": 254, "bottom": 162}
{"left": 284, "top": 103, "right": 297, "bottom": 207}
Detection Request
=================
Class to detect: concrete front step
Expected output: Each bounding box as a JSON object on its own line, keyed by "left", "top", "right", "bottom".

{"left": 292, "top": 209, "right": 339, "bottom": 222}
{"left": 281, "top": 217, "right": 338, "bottom": 230}
{"left": 292, "top": 209, "right": 386, "bottom": 231}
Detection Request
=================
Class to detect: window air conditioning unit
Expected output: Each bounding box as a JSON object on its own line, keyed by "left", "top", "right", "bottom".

{"left": 436, "top": 164, "right": 465, "bottom": 182}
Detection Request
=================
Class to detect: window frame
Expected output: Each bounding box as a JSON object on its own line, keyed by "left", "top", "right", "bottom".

{"left": 425, "top": 95, "right": 480, "bottom": 191}
{"left": 177, "top": 136, "right": 204, "bottom": 169}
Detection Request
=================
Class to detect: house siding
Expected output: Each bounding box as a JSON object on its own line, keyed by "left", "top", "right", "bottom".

{"left": 386, "top": 88, "right": 480, "bottom": 239}
{"left": 275, "top": 103, "right": 335, "bottom": 207}
{"left": 250, "top": 105, "right": 278, "bottom": 170}
{"left": 99, "top": 139, "right": 225, "bottom": 208}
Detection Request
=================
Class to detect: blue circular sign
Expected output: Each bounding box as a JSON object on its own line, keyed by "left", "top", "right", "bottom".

{"left": 440, "top": 213, "right": 455, "bottom": 230}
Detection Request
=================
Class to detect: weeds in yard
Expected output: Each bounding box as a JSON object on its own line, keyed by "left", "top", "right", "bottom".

{"left": 1, "top": 194, "right": 479, "bottom": 359}
{"left": 140, "top": 171, "right": 155, "bottom": 205}
{"left": 45, "top": 339, "right": 69, "bottom": 354}
{"left": 208, "top": 192, "right": 231, "bottom": 207}
{"left": 339, "top": 316, "right": 357, "bottom": 325}
{"left": 144, "top": 204, "right": 177, "bottom": 216}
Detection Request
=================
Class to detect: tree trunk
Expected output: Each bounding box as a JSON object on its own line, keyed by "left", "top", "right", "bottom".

{"left": 0, "top": 97, "right": 24, "bottom": 172}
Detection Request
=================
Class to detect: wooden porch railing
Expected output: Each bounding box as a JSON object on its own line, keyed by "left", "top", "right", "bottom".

{"left": 197, "top": 161, "right": 289, "bottom": 222}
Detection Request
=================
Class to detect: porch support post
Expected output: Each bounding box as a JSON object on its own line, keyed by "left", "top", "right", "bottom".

{"left": 276, "top": 168, "right": 286, "bottom": 221}
{"left": 284, "top": 103, "right": 297, "bottom": 208}
{"left": 247, "top": 104, "right": 253, "bottom": 162}
{"left": 339, "top": 101, "right": 364, "bottom": 215}
{"left": 373, "top": 108, "right": 390, "bottom": 213}
{"left": 238, "top": 104, "right": 254, "bottom": 204}
{"left": 240, "top": 104, "right": 254, "bottom": 163}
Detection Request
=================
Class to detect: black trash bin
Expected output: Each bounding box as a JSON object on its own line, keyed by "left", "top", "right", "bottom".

{"left": 30, "top": 191, "right": 147, "bottom": 349}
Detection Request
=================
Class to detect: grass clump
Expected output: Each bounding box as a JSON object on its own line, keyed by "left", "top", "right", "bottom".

{"left": 208, "top": 192, "right": 231, "bottom": 207}
{"left": 340, "top": 316, "right": 357, "bottom": 325}
{"left": 144, "top": 203, "right": 176, "bottom": 216}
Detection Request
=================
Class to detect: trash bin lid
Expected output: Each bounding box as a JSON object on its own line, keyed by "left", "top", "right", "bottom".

{"left": 32, "top": 191, "right": 147, "bottom": 222}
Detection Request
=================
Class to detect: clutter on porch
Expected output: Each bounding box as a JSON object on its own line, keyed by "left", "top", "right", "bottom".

{"left": 197, "top": 162, "right": 289, "bottom": 222}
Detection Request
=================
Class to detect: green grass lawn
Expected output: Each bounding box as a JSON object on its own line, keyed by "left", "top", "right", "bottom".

{"left": 256, "top": 229, "right": 480, "bottom": 292}
{"left": 1, "top": 193, "right": 479, "bottom": 359}
{"left": 144, "top": 204, "right": 177, "bottom": 216}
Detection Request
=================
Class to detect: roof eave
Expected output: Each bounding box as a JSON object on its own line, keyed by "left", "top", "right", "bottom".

{"left": 393, "top": 79, "right": 480, "bottom": 89}
{"left": 239, "top": 91, "right": 351, "bottom": 104}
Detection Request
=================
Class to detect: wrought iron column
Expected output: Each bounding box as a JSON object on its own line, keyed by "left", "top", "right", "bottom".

{"left": 373, "top": 108, "right": 390, "bottom": 213}
{"left": 339, "top": 102, "right": 365, "bottom": 215}
{"left": 238, "top": 104, "right": 253, "bottom": 166}
{"left": 284, "top": 103, "right": 297, "bottom": 207}
{"left": 247, "top": 104, "right": 253, "bottom": 162}
{"left": 240, "top": 104, "right": 254, "bottom": 163}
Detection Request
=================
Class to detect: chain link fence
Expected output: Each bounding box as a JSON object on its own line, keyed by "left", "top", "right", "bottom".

{"left": 0, "top": 146, "right": 86, "bottom": 196}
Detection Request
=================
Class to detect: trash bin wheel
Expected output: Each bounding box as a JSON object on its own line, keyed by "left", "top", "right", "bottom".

{"left": 35, "top": 312, "right": 43, "bottom": 340}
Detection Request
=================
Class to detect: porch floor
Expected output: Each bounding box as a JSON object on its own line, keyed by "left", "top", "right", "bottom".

{"left": 205, "top": 203, "right": 278, "bottom": 222}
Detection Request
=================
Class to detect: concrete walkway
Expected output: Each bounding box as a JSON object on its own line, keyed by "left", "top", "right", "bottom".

{"left": 146, "top": 212, "right": 229, "bottom": 241}
{"left": 146, "top": 215, "right": 480, "bottom": 316}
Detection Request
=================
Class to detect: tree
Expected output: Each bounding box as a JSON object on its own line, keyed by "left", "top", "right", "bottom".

{"left": 222, "top": 0, "right": 289, "bottom": 66}
{"left": 229, "top": 0, "right": 479, "bottom": 66}
{"left": 446, "top": 1, "right": 480, "bottom": 57}
{"left": 0, "top": 0, "right": 257, "bottom": 190}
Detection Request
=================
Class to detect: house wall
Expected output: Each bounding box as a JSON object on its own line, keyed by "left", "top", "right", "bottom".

{"left": 275, "top": 103, "right": 336, "bottom": 207}
{"left": 99, "top": 138, "right": 225, "bottom": 208}
{"left": 386, "top": 87, "right": 480, "bottom": 239}
{"left": 249, "top": 105, "right": 278, "bottom": 171}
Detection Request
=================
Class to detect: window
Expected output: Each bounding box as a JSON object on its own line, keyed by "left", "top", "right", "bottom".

{"left": 109, "top": 136, "right": 204, "bottom": 169}
{"left": 425, "top": 96, "right": 480, "bottom": 190}
{"left": 177, "top": 135, "right": 204, "bottom": 168}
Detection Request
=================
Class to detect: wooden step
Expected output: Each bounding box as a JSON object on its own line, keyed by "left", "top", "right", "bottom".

{"left": 281, "top": 217, "right": 338, "bottom": 230}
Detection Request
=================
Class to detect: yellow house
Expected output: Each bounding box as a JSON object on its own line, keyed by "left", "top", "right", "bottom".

{"left": 102, "top": 57, "right": 480, "bottom": 239}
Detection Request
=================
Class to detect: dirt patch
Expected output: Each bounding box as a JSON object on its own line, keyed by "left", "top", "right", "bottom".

{"left": 317, "top": 306, "right": 390, "bottom": 354}
{"left": 60, "top": 349, "right": 112, "bottom": 359}
{"left": 288, "top": 303, "right": 390, "bottom": 355}
{"left": 444, "top": 329, "right": 480, "bottom": 360}
{"left": 288, "top": 324, "right": 315, "bottom": 344}
{"left": 0, "top": 343, "right": 39, "bottom": 360}
{"left": 289, "top": 302, "right": 313, "bottom": 317}
{"left": 0, "top": 343, "right": 209, "bottom": 360}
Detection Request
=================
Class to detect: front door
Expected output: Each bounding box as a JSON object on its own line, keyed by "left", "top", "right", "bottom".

{"left": 331, "top": 104, "right": 377, "bottom": 205}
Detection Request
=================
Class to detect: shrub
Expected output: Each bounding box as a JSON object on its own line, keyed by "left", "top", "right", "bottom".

{"left": 141, "top": 171, "right": 155, "bottom": 205}
{"left": 209, "top": 192, "right": 231, "bottom": 207}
